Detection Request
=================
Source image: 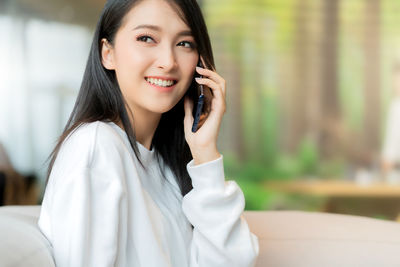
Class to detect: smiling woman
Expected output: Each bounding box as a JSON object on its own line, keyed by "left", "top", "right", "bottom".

{"left": 38, "top": 0, "right": 259, "bottom": 266}
{"left": 100, "top": 0, "right": 200, "bottom": 118}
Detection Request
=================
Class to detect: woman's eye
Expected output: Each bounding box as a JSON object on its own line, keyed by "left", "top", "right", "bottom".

{"left": 178, "top": 41, "right": 195, "bottom": 49}
{"left": 137, "top": 36, "right": 195, "bottom": 48}
{"left": 137, "top": 35, "right": 154, "bottom": 43}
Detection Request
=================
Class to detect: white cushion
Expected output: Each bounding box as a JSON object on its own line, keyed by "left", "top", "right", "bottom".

{"left": 0, "top": 205, "right": 55, "bottom": 267}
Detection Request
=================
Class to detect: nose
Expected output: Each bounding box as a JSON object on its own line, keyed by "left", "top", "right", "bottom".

{"left": 157, "top": 45, "right": 178, "bottom": 72}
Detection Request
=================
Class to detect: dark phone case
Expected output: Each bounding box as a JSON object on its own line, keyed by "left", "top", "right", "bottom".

{"left": 191, "top": 94, "right": 204, "bottom": 132}
{"left": 191, "top": 60, "right": 204, "bottom": 132}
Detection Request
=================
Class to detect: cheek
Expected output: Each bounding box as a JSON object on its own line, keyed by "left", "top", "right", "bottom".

{"left": 115, "top": 45, "right": 148, "bottom": 72}
{"left": 113, "top": 34, "right": 148, "bottom": 70}
{"left": 113, "top": 50, "right": 152, "bottom": 97}
{"left": 178, "top": 55, "right": 198, "bottom": 83}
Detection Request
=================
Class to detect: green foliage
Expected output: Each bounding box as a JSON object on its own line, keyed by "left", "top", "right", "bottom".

{"left": 235, "top": 180, "right": 271, "bottom": 210}
{"left": 316, "top": 158, "right": 347, "bottom": 179}
{"left": 224, "top": 143, "right": 345, "bottom": 211}
{"left": 296, "top": 137, "right": 319, "bottom": 175}
{"left": 224, "top": 153, "right": 299, "bottom": 183}
{"left": 206, "top": 0, "right": 400, "bottom": 217}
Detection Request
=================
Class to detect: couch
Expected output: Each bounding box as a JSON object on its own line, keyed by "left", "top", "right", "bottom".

{"left": 1, "top": 205, "right": 400, "bottom": 267}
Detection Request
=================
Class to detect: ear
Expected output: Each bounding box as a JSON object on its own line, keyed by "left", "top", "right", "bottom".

{"left": 101, "top": 38, "right": 115, "bottom": 70}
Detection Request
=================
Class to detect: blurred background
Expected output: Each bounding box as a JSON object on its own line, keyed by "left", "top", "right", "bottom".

{"left": 1, "top": 0, "right": 400, "bottom": 221}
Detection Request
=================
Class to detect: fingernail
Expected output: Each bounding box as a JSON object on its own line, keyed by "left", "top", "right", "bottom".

{"left": 196, "top": 66, "right": 203, "bottom": 71}
{"left": 195, "top": 77, "right": 201, "bottom": 82}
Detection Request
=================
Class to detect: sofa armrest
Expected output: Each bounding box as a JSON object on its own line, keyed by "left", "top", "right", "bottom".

{"left": 243, "top": 210, "right": 400, "bottom": 267}
{"left": 2, "top": 205, "right": 400, "bottom": 267}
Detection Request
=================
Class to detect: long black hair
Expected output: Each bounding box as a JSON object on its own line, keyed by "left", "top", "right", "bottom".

{"left": 46, "top": 0, "right": 215, "bottom": 197}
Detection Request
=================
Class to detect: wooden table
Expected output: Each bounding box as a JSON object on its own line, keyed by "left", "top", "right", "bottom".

{"left": 263, "top": 179, "right": 400, "bottom": 221}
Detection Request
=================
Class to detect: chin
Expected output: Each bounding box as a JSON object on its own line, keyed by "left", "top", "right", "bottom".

{"left": 152, "top": 97, "right": 184, "bottom": 114}
{"left": 147, "top": 103, "right": 178, "bottom": 114}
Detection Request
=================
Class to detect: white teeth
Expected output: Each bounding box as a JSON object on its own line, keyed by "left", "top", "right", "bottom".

{"left": 146, "top": 77, "right": 175, "bottom": 87}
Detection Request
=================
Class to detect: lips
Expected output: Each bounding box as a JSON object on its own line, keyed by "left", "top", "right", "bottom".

{"left": 144, "top": 76, "right": 178, "bottom": 92}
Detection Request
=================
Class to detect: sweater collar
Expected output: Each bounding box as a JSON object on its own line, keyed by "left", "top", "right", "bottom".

{"left": 136, "top": 139, "right": 155, "bottom": 163}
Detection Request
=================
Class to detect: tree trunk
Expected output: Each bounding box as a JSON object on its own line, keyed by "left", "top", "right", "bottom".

{"left": 286, "top": 0, "right": 310, "bottom": 153}
{"left": 362, "top": 0, "right": 381, "bottom": 162}
{"left": 319, "top": 0, "right": 341, "bottom": 159}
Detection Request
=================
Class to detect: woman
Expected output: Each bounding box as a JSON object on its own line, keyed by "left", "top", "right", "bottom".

{"left": 38, "top": 0, "right": 259, "bottom": 266}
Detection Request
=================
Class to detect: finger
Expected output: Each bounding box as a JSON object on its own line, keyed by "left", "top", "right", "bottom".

{"left": 196, "top": 56, "right": 226, "bottom": 96}
{"left": 195, "top": 78, "right": 226, "bottom": 116}
{"left": 196, "top": 67, "right": 225, "bottom": 92}
{"left": 199, "top": 70, "right": 225, "bottom": 98}
{"left": 195, "top": 77, "right": 224, "bottom": 102}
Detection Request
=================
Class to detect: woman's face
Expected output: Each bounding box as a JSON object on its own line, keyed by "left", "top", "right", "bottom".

{"left": 102, "top": 0, "right": 199, "bottom": 114}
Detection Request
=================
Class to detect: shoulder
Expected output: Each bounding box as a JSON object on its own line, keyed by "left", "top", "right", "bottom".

{"left": 56, "top": 121, "right": 127, "bottom": 169}
{"left": 65, "top": 121, "right": 121, "bottom": 144}
{"left": 49, "top": 121, "right": 132, "bottom": 188}
{"left": 90, "top": 121, "right": 131, "bottom": 166}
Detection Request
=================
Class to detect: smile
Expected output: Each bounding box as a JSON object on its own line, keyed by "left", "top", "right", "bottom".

{"left": 145, "top": 77, "right": 177, "bottom": 87}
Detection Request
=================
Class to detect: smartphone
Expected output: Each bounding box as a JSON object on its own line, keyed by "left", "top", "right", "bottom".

{"left": 191, "top": 59, "right": 204, "bottom": 132}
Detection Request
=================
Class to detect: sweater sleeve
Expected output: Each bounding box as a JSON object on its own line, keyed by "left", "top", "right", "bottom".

{"left": 38, "top": 124, "right": 128, "bottom": 267}
{"left": 182, "top": 155, "right": 259, "bottom": 267}
{"left": 50, "top": 167, "right": 126, "bottom": 267}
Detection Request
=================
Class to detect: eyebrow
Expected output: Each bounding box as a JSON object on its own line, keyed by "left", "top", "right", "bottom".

{"left": 133, "top": 24, "right": 193, "bottom": 37}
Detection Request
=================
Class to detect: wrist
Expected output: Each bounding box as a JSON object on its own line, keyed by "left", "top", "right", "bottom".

{"left": 192, "top": 147, "right": 221, "bottom": 165}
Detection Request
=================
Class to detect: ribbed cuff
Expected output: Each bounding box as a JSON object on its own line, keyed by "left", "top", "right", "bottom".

{"left": 186, "top": 155, "right": 225, "bottom": 190}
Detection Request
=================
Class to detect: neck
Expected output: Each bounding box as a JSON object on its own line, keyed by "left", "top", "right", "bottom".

{"left": 120, "top": 104, "right": 161, "bottom": 151}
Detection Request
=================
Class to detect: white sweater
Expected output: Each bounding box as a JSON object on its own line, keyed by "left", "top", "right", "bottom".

{"left": 38, "top": 121, "right": 259, "bottom": 267}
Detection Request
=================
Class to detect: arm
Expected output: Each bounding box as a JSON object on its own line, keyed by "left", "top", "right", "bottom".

{"left": 182, "top": 155, "right": 259, "bottom": 267}
{"left": 50, "top": 167, "right": 126, "bottom": 267}
{"left": 38, "top": 123, "right": 128, "bottom": 267}
{"left": 182, "top": 60, "right": 258, "bottom": 266}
